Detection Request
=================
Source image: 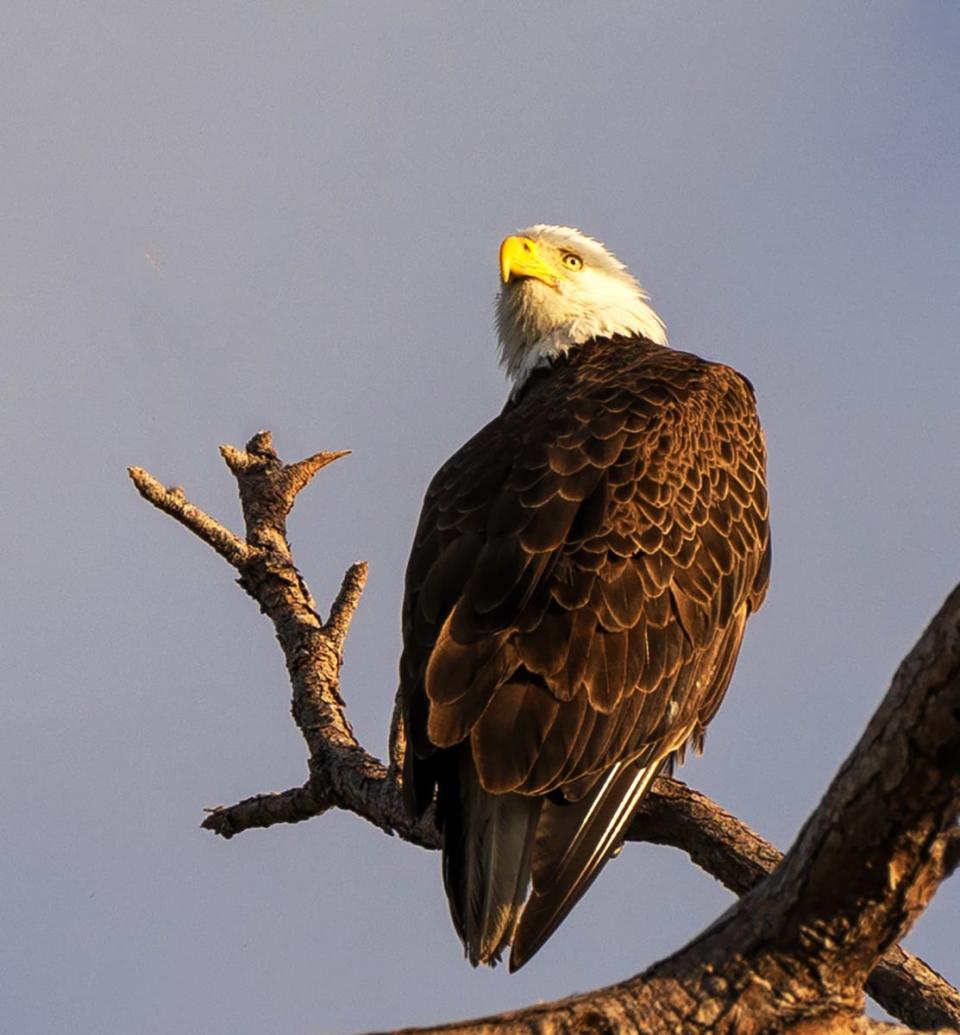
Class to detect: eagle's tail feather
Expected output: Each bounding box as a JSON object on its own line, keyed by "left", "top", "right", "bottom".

{"left": 509, "top": 757, "right": 662, "bottom": 972}
{"left": 440, "top": 751, "right": 542, "bottom": 966}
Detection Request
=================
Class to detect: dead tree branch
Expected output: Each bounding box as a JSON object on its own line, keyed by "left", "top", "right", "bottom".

{"left": 130, "top": 432, "right": 437, "bottom": 851}
{"left": 131, "top": 433, "right": 960, "bottom": 1033}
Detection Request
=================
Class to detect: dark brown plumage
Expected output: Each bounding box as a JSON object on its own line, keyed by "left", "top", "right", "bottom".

{"left": 400, "top": 333, "right": 770, "bottom": 970}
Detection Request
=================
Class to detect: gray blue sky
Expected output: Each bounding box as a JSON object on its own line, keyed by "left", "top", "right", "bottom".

{"left": 2, "top": 4, "right": 958, "bottom": 1032}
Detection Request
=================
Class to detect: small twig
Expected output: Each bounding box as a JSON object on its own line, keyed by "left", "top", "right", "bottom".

{"left": 325, "top": 562, "right": 369, "bottom": 654}
{"left": 128, "top": 467, "right": 251, "bottom": 566}
{"left": 287, "top": 449, "right": 350, "bottom": 497}
{"left": 220, "top": 442, "right": 256, "bottom": 475}
{"left": 202, "top": 785, "right": 330, "bottom": 839}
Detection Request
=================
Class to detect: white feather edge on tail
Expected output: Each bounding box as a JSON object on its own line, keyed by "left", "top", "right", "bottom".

{"left": 441, "top": 748, "right": 679, "bottom": 969}
{"left": 509, "top": 757, "right": 664, "bottom": 971}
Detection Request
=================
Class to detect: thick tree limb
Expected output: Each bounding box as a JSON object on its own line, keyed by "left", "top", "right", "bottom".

{"left": 630, "top": 782, "right": 960, "bottom": 1031}
{"left": 131, "top": 434, "right": 960, "bottom": 1033}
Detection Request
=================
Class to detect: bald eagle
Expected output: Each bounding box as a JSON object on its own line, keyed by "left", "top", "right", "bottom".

{"left": 399, "top": 226, "right": 770, "bottom": 971}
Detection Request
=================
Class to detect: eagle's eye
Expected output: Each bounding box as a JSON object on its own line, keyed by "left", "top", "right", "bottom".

{"left": 562, "top": 253, "right": 583, "bottom": 271}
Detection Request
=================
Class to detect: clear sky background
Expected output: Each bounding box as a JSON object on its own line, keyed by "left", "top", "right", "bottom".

{"left": 3, "top": 4, "right": 958, "bottom": 1033}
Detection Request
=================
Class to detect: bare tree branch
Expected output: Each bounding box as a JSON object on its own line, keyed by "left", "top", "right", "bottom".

{"left": 132, "top": 433, "right": 960, "bottom": 1033}
{"left": 130, "top": 433, "right": 438, "bottom": 850}
{"left": 203, "top": 785, "right": 330, "bottom": 838}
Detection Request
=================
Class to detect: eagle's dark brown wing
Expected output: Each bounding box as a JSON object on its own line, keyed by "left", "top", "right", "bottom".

{"left": 399, "top": 336, "right": 770, "bottom": 968}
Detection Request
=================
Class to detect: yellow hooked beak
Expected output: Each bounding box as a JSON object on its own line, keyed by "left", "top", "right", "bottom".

{"left": 499, "top": 235, "right": 561, "bottom": 288}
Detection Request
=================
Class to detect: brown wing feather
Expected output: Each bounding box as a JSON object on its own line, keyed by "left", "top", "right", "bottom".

{"left": 399, "top": 335, "right": 770, "bottom": 962}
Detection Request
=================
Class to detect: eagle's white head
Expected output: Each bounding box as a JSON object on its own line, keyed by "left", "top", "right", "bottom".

{"left": 496, "top": 225, "right": 667, "bottom": 387}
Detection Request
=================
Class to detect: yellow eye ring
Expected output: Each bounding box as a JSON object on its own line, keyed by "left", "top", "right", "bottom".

{"left": 562, "top": 253, "right": 583, "bottom": 271}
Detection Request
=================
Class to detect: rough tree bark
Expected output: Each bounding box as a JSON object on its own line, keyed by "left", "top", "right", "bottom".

{"left": 130, "top": 432, "right": 960, "bottom": 1035}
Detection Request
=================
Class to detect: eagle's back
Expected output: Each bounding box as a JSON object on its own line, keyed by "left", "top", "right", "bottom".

{"left": 398, "top": 335, "right": 770, "bottom": 967}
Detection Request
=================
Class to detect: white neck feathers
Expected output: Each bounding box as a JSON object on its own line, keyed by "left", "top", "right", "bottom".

{"left": 495, "top": 226, "right": 667, "bottom": 389}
